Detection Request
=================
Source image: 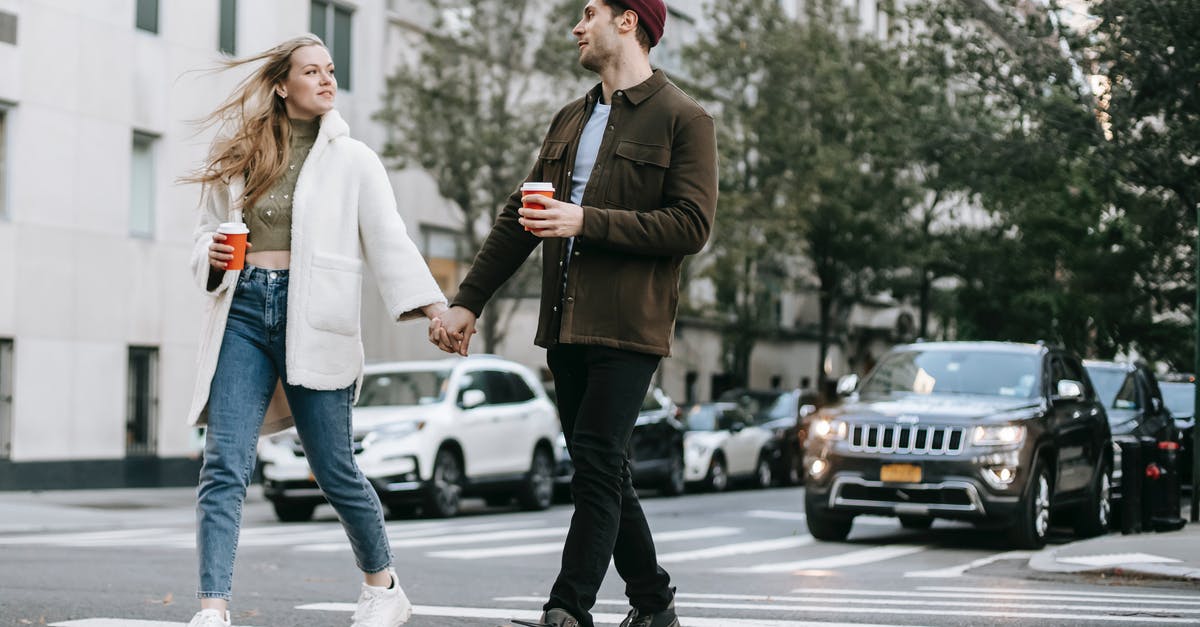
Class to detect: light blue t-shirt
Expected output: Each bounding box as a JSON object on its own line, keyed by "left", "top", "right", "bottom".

{"left": 561, "top": 102, "right": 612, "bottom": 294}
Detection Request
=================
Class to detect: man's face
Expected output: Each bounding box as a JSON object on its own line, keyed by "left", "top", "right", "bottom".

{"left": 572, "top": 0, "right": 622, "bottom": 73}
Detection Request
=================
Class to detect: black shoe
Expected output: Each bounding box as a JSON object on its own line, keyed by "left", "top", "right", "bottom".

{"left": 619, "top": 598, "right": 680, "bottom": 627}
{"left": 512, "top": 608, "right": 581, "bottom": 627}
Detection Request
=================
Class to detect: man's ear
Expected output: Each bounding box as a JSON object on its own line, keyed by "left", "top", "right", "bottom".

{"left": 617, "top": 9, "right": 639, "bottom": 35}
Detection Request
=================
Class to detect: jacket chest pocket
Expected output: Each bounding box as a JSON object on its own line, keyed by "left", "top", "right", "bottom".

{"left": 306, "top": 252, "right": 363, "bottom": 336}
{"left": 538, "top": 140, "right": 569, "bottom": 192}
{"left": 608, "top": 140, "right": 670, "bottom": 212}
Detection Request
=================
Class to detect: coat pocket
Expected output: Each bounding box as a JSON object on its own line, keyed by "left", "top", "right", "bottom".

{"left": 608, "top": 140, "right": 670, "bottom": 211}
{"left": 306, "top": 252, "right": 363, "bottom": 336}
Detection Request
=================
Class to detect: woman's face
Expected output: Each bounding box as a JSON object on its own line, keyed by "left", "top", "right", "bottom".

{"left": 277, "top": 44, "right": 336, "bottom": 120}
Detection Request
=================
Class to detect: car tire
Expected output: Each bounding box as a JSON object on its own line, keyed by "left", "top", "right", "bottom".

{"left": 424, "top": 448, "right": 463, "bottom": 518}
{"left": 705, "top": 454, "right": 729, "bottom": 492}
{"left": 272, "top": 501, "right": 316, "bottom": 523}
{"left": 517, "top": 447, "right": 555, "bottom": 511}
{"left": 804, "top": 491, "right": 853, "bottom": 541}
{"left": 1073, "top": 459, "right": 1112, "bottom": 538}
{"left": 899, "top": 515, "right": 934, "bottom": 530}
{"left": 1007, "top": 461, "right": 1052, "bottom": 549}
{"left": 660, "top": 447, "right": 686, "bottom": 497}
{"left": 754, "top": 454, "right": 773, "bottom": 489}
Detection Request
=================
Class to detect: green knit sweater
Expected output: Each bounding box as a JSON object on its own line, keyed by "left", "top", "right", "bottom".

{"left": 245, "top": 118, "right": 319, "bottom": 252}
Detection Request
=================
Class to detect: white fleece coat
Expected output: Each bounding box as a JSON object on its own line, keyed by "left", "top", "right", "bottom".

{"left": 186, "top": 110, "right": 446, "bottom": 435}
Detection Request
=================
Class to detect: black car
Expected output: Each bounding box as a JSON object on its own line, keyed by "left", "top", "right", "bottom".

{"left": 717, "top": 388, "right": 816, "bottom": 485}
{"left": 805, "top": 341, "right": 1112, "bottom": 549}
{"left": 1159, "top": 373, "right": 1195, "bottom": 486}
{"left": 553, "top": 386, "right": 686, "bottom": 498}
{"left": 1083, "top": 361, "right": 1176, "bottom": 442}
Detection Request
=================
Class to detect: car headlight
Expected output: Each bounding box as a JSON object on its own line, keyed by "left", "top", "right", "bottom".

{"left": 686, "top": 441, "right": 709, "bottom": 457}
{"left": 972, "top": 424, "right": 1025, "bottom": 446}
{"left": 811, "top": 418, "right": 848, "bottom": 441}
{"left": 362, "top": 421, "right": 425, "bottom": 448}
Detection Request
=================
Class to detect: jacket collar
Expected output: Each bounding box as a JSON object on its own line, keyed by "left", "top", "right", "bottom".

{"left": 317, "top": 108, "right": 350, "bottom": 142}
{"left": 586, "top": 69, "right": 670, "bottom": 108}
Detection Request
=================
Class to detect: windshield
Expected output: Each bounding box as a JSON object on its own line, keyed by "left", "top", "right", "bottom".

{"left": 686, "top": 405, "right": 719, "bottom": 431}
{"left": 1161, "top": 382, "right": 1195, "bottom": 418}
{"left": 760, "top": 392, "right": 797, "bottom": 421}
{"left": 1085, "top": 366, "right": 1137, "bottom": 410}
{"left": 859, "top": 349, "right": 1039, "bottom": 399}
{"left": 357, "top": 370, "right": 450, "bottom": 407}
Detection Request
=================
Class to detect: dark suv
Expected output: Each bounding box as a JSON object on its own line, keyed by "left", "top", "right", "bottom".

{"left": 804, "top": 341, "right": 1112, "bottom": 549}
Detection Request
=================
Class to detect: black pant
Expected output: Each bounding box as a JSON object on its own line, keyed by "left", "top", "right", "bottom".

{"left": 545, "top": 343, "right": 673, "bottom": 627}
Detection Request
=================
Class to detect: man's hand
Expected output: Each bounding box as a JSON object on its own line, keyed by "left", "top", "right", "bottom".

{"left": 519, "top": 195, "right": 584, "bottom": 238}
{"left": 429, "top": 306, "right": 477, "bottom": 356}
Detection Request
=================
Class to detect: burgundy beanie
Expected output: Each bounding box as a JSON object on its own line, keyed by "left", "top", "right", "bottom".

{"left": 611, "top": 0, "right": 667, "bottom": 47}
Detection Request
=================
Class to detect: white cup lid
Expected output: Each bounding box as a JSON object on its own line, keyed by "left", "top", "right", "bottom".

{"left": 521, "top": 182, "right": 555, "bottom": 192}
{"left": 217, "top": 222, "right": 249, "bottom": 234}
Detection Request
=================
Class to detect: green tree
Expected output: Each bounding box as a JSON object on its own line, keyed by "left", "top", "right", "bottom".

{"left": 375, "top": 0, "right": 587, "bottom": 352}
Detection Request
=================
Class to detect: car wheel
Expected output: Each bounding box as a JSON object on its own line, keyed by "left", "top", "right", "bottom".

{"left": 272, "top": 501, "right": 316, "bottom": 523}
{"left": 517, "top": 447, "right": 555, "bottom": 511}
{"left": 899, "top": 515, "right": 934, "bottom": 530}
{"left": 1073, "top": 460, "right": 1112, "bottom": 538}
{"left": 804, "top": 490, "right": 853, "bottom": 541}
{"left": 706, "top": 454, "right": 729, "bottom": 492}
{"left": 424, "top": 448, "right": 463, "bottom": 518}
{"left": 1007, "top": 461, "right": 1052, "bottom": 549}
{"left": 754, "top": 454, "right": 773, "bottom": 489}
{"left": 660, "top": 447, "right": 686, "bottom": 497}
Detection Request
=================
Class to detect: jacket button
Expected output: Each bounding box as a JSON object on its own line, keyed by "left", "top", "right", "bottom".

{"left": 553, "top": 306, "right": 559, "bottom": 312}
{"left": 607, "top": 125, "right": 614, "bottom": 131}
{"left": 573, "top": 251, "right": 581, "bottom": 257}
{"left": 566, "top": 297, "right": 574, "bottom": 303}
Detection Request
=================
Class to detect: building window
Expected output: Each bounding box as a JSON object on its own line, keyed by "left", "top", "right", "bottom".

{"left": 421, "top": 226, "right": 465, "bottom": 295}
{"left": 0, "top": 10, "right": 17, "bottom": 45}
{"left": 131, "top": 132, "right": 157, "bottom": 238}
{"left": 219, "top": 0, "right": 237, "bottom": 55}
{"left": 310, "top": 0, "right": 352, "bottom": 91}
{"left": 136, "top": 0, "right": 159, "bottom": 34}
{"left": 127, "top": 347, "right": 159, "bottom": 457}
{"left": 0, "top": 106, "right": 7, "bottom": 220}
{"left": 0, "top": 339, "right": 12, "bottom": 460}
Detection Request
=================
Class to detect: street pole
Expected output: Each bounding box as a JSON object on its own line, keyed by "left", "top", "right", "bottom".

{"left": 1194, "top": 205, "right": 1200, "bottom": 523}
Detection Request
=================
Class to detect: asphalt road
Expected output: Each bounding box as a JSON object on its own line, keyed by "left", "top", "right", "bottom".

{"left": 1, "top": 485, "right": 1198, "bottom": 626}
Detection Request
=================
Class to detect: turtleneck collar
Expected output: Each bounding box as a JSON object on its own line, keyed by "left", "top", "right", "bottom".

{"left": 289, "top": 117, "right": 320, "bottom": 141}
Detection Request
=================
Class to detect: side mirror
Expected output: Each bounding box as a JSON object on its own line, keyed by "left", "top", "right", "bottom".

{"left": 460, "top": 389, "right": 487, "bottom": 409}
{"left": 729, "top": 421, "right": 745, "bottom": 433}
{"left": 836, "top": 374, "right": 859, "bottom": 397}
{"left": 799, "top": 404, "right": 817, "bottom": 418}
{"left": 1055, "top": 379, "right": 1084, "bottom": 401}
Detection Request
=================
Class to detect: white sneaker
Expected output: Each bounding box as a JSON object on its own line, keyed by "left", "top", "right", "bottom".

{"left": 350, "top": 569, "right": 413, "bottom": 627}
{"left": 187, "top": 609, "right": 231, "bottom": 627}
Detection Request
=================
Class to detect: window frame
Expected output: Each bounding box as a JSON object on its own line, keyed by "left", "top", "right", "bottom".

{"left": 130, "top": 130, "right": 159, "bottom": 239}
{"left": 218, "top": 0, "right": 237, "bottom": 55}
{"left": 126, "top": 346, "right": 160, "bottom": 457}
{"left": 310, "top": 0, "right": 353, "bottom": 91}
{"left": 135, "top": 0, "right": 159, "bottom": 34}
{"left": 0, "top": 338, "right": 12, "bottom": 460}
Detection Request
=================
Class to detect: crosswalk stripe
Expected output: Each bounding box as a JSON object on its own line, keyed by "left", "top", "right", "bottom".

{"left": 0, "top": 528, "right": 176, "bottom": 546}
{"left": 790, "top": 587, "right": 1200, "bottom": 605}
{"left": 667, "top": 592, "right": 1200, "bottom": 614}
{"left": 497, "top": 596, "right": 1199, "bottom": 624}
{"left": 903, "top": 550, "right": 1034, "bottom": 578}
{"left": 49, "top": 621, "right": 263, "bottom": 627}
{"left": 299, "top": 602, "right": 912, "bottom": 627}
{"left": 919, "top": 585, "right": 1200, "bottom": 602}
{"left": 298, "top": 526, "right": 569, "bottom": 552}
{"left": 722, "top": 544, "right": 927, "bottom": 573}
{"left": 658, "top": 535, "right": 814, "bottom": 563}
{"left": 427, "top": 526, "right": 742, "bottom": 560}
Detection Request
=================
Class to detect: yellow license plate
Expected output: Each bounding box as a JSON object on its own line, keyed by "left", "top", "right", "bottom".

{"left": 880, "top": 463, "right": 921, "bottom": 483}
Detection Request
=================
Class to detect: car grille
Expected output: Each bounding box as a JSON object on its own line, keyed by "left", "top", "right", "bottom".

{"left": 286, "top": 434, "right": 367, "bottom": 458}
{"left": 838, "top": 483, "right": 975, "bottom": 506}
{"left": 847, "top": 424, "right": 966, "bottom": 455}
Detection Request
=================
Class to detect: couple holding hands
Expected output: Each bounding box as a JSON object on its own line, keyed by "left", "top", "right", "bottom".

{"left": 185, "top": 1, "right": 715, "bottom": 626}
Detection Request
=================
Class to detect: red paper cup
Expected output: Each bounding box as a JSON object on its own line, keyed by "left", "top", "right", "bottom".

{"left": 521, "top": 182, "right": 555, "bottom": 231}
{"left": 218, "top": 222, "right": 249, "bottom": 270}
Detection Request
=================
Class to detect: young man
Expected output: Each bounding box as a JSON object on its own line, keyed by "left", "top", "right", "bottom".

{"left": 430, "top": 1, "right": 717, "bottom": 626}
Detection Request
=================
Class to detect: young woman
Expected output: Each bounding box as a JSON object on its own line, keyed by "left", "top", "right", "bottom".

{"left": 181, "top": 35, "right": 447, "bottom": 627}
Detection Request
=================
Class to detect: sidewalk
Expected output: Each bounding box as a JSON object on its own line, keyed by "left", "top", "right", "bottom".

{"left": 0, "top": 486, "right": 204, "bottom": 534}
{"left": 1029, "top": 521, "right": 1200, "bottom": 582}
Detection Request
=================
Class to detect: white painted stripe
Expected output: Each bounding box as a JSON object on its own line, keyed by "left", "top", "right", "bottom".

{"left": 299, "top": 526, "right": 569, "bottom": 552}
{"left": 659, "top": 535, "right": 814, "bottom": 563}
{"left": 904, "top": 550, "right": 1034, "bottom": 578}
{"left": 918, "top": 585, "right": 1200, "bottom": 603}
{"left": 724, "top": 544, "right": 927, "bottom": 573}
{"left": 428, "top": 526, "right": 742, "bottom": 560}
{"left": 789, "top": 587, "right": 1200, "bottom": 606}
{"left": 49, "top": 621, "right": 263, "bottom": 627}
{"left": 495, "top": 596, "right": 1199, "bottom": 624}
{"left": 299, "top": 602, "right": 913, "bottom": 627}
{"left": 666, "top": 592, "right": 1200, "bottom": 614}
{"left": 0, "top": 528, "right": 176, "bottom": 545}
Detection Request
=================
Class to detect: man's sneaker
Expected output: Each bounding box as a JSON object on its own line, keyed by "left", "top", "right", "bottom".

{"left": 619, "top": 598, "right": 680, "bottom": 627}
{"left": 512, "top": 608, "right": 581, "bottom": 627}
{"left": 187, "top": 609, "right": 231, "bottom": 627}
{"left": 350, "top": 569, "right": 413, "bottom": 627}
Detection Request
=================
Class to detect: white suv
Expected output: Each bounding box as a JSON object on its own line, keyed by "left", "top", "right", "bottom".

{"left": 258, "top": 356, "right": 560, "bottom": 521}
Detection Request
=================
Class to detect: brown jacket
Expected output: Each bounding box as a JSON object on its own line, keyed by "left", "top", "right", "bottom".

{"left": 452, "top": 70, "right": 718, "bottom": 356}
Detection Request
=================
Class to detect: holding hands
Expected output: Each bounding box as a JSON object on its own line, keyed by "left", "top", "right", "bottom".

{"left": 518, "top": 194, "right": 584, "bottom": 238}
{"left": 428, "top": 305, "right": 477, "bottom": 356}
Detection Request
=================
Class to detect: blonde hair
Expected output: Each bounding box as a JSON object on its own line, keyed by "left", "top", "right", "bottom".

{"left": 182, "top": 35, "right": 327, "bottom": 211}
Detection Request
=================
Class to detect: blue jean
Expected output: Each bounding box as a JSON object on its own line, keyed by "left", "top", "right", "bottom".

{"left": 196, "top": 266, "right": 392, "bottom": 601}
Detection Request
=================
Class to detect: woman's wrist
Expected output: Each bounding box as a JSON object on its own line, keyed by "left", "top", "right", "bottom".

{"left": 422, "top": 302, "right": 449, "bottom": 319}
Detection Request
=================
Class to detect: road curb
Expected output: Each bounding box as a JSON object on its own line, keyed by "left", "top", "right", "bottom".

{"left": 1028, "top": 537, "right": 1200, "bottom": 582}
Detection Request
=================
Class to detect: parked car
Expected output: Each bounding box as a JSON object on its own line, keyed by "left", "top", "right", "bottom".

{"left": 258, "top": 356, "right": 560, "bottom": 521}
{"left": 1083, "top": 360, "right": 1176, "bottom": 442}
{"left": 553, "top": 386, "right": 686, "bottom": 498}
{"left": 683, "top": 402, "right": 775, "bottom": 491}
{"left": 1159, "top": 373, "right": 1195, "bottom": 486}
{"left": 805, "top": 341, "right": 1112, "bottom": 549}
{"left": 717, "top": 388, "right": 816, "bottom": 485}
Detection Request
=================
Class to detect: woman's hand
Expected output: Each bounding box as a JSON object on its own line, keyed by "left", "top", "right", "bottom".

{"left": 207, "top": 232, "right": 251, "bottom": 270}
